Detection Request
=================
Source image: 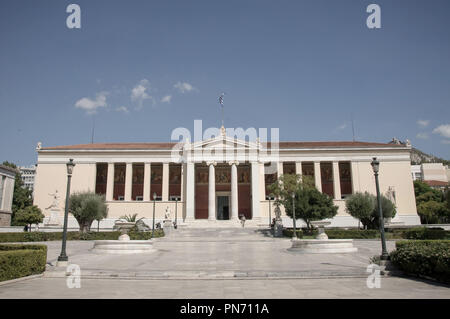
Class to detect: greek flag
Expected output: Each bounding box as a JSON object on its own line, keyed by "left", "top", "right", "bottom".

{"left": 218, "top": 93, "right": 225, "bottom": 107}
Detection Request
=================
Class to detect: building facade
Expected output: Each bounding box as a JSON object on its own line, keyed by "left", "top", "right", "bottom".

{"left": 33, "top": 133, "right": 420, "bottom": 228}
{"left": 411, "top": 163, "right": 449, "bottom": 190}
{"left": 19, "top": 165, "right": 36, "bottom": 195}
{"left": 0, "top": 165, "right": 17, "bottom": 226}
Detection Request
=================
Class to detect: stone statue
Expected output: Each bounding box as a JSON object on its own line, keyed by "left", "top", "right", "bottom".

{"left": 164, "top": 206, "right": 171, "bottom": 220}
{"left": 274, "top": 205, "right": 282, "bottom": 221}
{"left": 36, "top": 142, "right": 42, "bottom": 151}
{"left": 46, "top": 190, "right": 60, "bottom": 210}
{"left": 273, "top": 204, "right": 283, "bottom": 237}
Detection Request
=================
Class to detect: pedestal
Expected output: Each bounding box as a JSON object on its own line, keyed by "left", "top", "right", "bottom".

{"left": 163, "top": 219, "right": 174, "bottom": 236}
{"left": 45, "top": 209, "right": 61, "bottom": 226}
{"left": 273, "top": 220, "right": 283, "bottom": 237}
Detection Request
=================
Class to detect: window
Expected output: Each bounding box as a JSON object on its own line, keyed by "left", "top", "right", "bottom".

{"left": 169, "top": 164, "right": 181, "bottom": 201}
{"left": 151, "top": 164, "right": 162, "bottom": 201}
{"left": 113, "top": 163, "right": 126, "bottom": 200}
{"left": 132, "top": 163, "right": 144, "bottom": 201}
{"left": 95, "top": 163, "right": 108, "bottom": 195}
{"left": 264, "top": 163, "right": 277, "bottom": 200}
{"left": 339, "top": 162, "right": 353, "bottom": 198}
{"left": 320, "top": 162, "right": 334, "bottom": 198}
{"left": 283, "top": 162, "right": 296, "bottom": 175}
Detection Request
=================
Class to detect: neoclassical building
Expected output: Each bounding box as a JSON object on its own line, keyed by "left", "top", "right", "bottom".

{"left": 33, "top": 131, "right": 420, "bottom": 228}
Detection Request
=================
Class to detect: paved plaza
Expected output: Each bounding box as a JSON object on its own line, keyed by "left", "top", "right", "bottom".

{"left": 0, "top": 227, "right": 449, "bottom": 298}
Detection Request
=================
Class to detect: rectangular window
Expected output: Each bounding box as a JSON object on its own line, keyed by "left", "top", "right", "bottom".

{"left": 132, "top": 163, "right": 144, "bottom": 201}
{"left": 301, "top": 162, "right": 315, "bottom": 185}
{"left": 150, "top": 164, "right": 162, "bottom": 201}
{"left": 169, "top": 164, "right": 182, "bottom": 201}
{"left": 95, "top": 163, "right": 108, "bottom": 196}
{"left": 264, "top": 163, "right": 277, "bottom": 200}
{"left": 283, "top": 162, "right": 296, "bottom": 175}
{"left": 113, "top": 163, "right": 126, "bottom": 200}
{"left": 339, "top": 162, "right": 353, "bottom": 198}
{"left": 320, "top": 162, "right": 334, "bottom": 198}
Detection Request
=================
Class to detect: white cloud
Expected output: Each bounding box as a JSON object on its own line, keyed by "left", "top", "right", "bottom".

{"left": 75, "top": 92, "right": 108, "bottom": 114}
{"left": 337, "top": 123, "right": 347, "bottom": 130}
{"left": 416, "top": 132, "right": 429, "bottom": 139}
{"left": 131, "top": 79, "right": 153, "bottom": 108}
{"left": 116, "top": 106, "right": 129, "bottom": 113}
{"left": 433, "top": 124, "right": 450, "bottom": 138}
{"left": 161, "top": 95, "right": 172, "bottom": 103}
{"left": 174, "top": 81, "right": 196, "bottom": 93}
{"left": 417, "top": 119, "right": 430, "bottom": 128}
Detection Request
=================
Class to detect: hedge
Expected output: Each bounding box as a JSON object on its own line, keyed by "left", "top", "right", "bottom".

{"left": 0, "top": 244, "right": 47, "bottom": 282}
{"left": 0, "top": 230, "right": 165, "bottom": 243}
{"left": 400, "top": 227, "right": 450, "bottom": 240}
{"left": 390, "top": 240, "right": 450, "bottom": 284}
{"left": 282, "top": 229, "right": 304, "bottom": 238}
{"left": 281, "top": 227, "right": 450, "bottom": 240}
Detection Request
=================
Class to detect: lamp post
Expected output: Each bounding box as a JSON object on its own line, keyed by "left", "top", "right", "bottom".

{"left": 291, "top": 192, "right": 297, "bottom": 239}
{"left": 371, "top": 157, "right": 389, "bottom": 260}
{"left": 57, "top": 159, "right": 75, "bottom": 266}
{"left": 268, "top": 193, "right": 273, "bottom": 228}
{"left": 152, "top": 192, "right": 157, "bottom": 238}
{"left": 174, "top": 196, "right": 178, "bottom": 229}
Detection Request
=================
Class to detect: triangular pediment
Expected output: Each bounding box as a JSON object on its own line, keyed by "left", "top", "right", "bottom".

{"left": 190, "top": 135, "right": 258, "bottom": 151}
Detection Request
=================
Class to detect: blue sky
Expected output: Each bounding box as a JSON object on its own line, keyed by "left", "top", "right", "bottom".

{"left": 0, "top": 0, "right": 449, "bottom": 166}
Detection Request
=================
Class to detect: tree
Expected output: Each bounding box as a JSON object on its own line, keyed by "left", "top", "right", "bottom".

{"left": 14, "top": 205, "right": 44, "bottom": 231}
{"left": 268, "top": 174, "right": 338, "bottom": 230}
{"left": 69, "top": 192, "right": 108, "bottom": 233}
{"left": 345, "top": 192, "right": 396, "bottom": 229}
{"left": 417, "top": 200, "right": 448, "bottom": 224}
{"left": 2, "top": 161, "right": 33, "bottom": 225}
{"left": 345, "top": 192, "right": 375, "bottom": 229}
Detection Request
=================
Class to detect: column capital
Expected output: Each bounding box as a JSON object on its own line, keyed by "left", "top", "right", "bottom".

{"left": 228, "top": 160, "right": 239, "bottom": 166}
{"left": 206, "top": 161, "right": 217, "bottom": 166}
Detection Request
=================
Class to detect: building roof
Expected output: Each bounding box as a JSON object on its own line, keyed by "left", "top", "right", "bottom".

{"left": 40, "top": 141, "right": 405, "bottom": 151}
{"left": 0, "top": 164, "right": 19, "bottom": 175}
{"left": 423, "top": 180, "right": 449, "bottom": 187}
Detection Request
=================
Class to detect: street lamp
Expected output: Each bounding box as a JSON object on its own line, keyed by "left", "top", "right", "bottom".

{"left": 268, "top": 193, "right": 273, "bottom": 228}
{"left": 152, "top": 192, "right": 157, "bottom": 238}
{"left": 57, "top": 159, "right": 75, "bottom": 266}
{"left": 291, "top": 192, "right": 297, "bottom": 239}
{"left": 371, "top": 157, "right": 389, "bottom": 260}
{"left": 174, "top": 196, "right": 178, "bottom": 229}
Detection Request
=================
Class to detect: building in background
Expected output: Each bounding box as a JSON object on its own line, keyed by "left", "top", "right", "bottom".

{"left": 19, "top": 165, "right": 36, "bottom": 195}
{"left": 0, "top": 164, "right": 17, "bottom": 226}
{"left": 411, "top": 163, "right": 449, "bottom": 190}
{"left": 33, "top": 131, "right": 420, "bottom": 229}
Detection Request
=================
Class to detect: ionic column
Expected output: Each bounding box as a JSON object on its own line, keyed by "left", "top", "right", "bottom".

{"left": 185, "top": 162, "right": 195, "bottom": 220}
{"left": 314, "top": 161, "right": 322, "bottom": 192}
{"left": 106, "top": 163, "right": 114, "bottom": 201}
{"left": 125, "top": 163, "right": 132, "bottom": 201}
{"left": 332, "top": 161, "right": 341, "bottom": 200}
{"left": 277, "top": 162, "right": 283, "bottom": 178}
{"left": 295, "top": 162, "right": 302, "bottom": 175}
{"left": 143, "top": 163, "right": 151, "bottom": 201}
{"left": 229, "top": 161, "right": 239, "bottom": 220}
{"left": 251, "top": 162, "right": 260, "bottom": 220}
{"left": 162, "top": 163, "right": 169, "bottom": 201}
{"left": 207, "top": 161, "right": 216, "bottom": 221}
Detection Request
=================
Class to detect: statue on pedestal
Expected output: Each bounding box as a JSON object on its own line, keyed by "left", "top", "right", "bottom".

{"left": 273, "top": 205, "right": 284, "bottom": 237}
{"left": 45, "top": 190, "right": 61, "bottom": 226}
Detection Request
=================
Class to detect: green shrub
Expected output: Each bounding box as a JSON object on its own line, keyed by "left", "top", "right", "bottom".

{"left": 390, "top": 240, "right": 450, "bottom": 284}
{"left": 402, "top": 227, "right": 450, "bottom": 240}
{"left": 0, "top": 244, "right": 47, "bottom": 282}
{"left": 0, "top": 230, "right": 165, "bottom": 243}
{"left": 282, "top": 229, "right": 303, "bottom": 238}
{"left": 325, "top": 229, "right": 381, "bottom": 239}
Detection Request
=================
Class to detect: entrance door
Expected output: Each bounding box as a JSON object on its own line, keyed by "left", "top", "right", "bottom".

{"left": 217, "top": 196, "right": 230, "bottom": 220}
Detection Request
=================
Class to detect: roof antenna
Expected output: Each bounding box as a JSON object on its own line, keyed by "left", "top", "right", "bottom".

{"left": 351, "top": 113, "right": 356, "bottom": 142}
{"left": 91, "top": 115, "right": 95, "bottom": 144}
